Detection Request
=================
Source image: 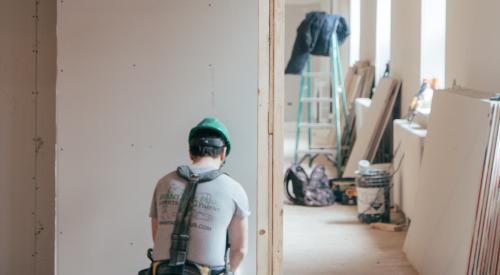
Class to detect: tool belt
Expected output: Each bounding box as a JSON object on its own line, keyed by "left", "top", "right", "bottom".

{"left": 147, "top": 259, "right": 225, "bottom": 275}
{"left": 139, "top": 166, "right": 230, "bottom": 275}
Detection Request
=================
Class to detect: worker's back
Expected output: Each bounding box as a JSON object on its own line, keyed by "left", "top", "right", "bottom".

{"left": 149, "top": 166, "right": 250, "bottom": 267}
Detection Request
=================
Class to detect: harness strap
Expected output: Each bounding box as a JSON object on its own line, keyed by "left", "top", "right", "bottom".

{"left": 168, "top": 166, "right": 224, "bottom": 274}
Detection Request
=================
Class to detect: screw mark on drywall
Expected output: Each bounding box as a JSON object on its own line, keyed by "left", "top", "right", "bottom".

{"left": 208, "top": 64, "right": 216, "bottom": 108}
{"left": 34, "top": 136, "right": 44, "bottom": 153}
{"left": 35, "top": 221, "right": 45, "bottom": 236}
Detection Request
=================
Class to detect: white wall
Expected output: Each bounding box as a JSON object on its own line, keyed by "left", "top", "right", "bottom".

{"left": 446, "top": 0, "right": 500, "bottom": 93}
{"left": 390, "top": 0, "right": 421, "bottom": 114}
{"left": 360, "top": 0, "right": 377, "bottom": 63}
{"left": 0, "top": 1, "right": 56, "bottom": 274}
{"left": 56, "top": 1, "right": 257, "bottom": 274}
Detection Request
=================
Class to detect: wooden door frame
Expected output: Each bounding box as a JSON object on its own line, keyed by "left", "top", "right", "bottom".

{"left": 257, "top": 0, "right": 284, "bottom": 274}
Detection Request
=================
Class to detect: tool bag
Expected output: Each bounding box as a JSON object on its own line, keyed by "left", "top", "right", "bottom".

{"left": 284, "top": 164, "right": 335, "bottom": 206}
{"left": 139, "top": 166, "right": 230, "bottom": 275}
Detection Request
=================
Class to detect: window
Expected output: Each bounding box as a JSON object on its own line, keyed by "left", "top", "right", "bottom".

{"left": 349, "top": 0, "right": 360, "bottom": 66}
{"left": 375, "top": 0, "right": 391, "bottom": 82}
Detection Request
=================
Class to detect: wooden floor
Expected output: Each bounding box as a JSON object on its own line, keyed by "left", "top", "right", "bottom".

{"left": 283, "top": 204, "right": 418, "bottom": 275}
{"left": 283, "top": 124, "right": 418, "bottom": 275}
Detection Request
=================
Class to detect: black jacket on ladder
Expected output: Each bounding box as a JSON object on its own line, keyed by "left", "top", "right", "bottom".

{"left": 285, "top": 12, "right": 350, "bottom": 75}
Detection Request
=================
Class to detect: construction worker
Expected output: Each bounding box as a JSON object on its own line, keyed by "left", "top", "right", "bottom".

{"left": 149, "top": 117, "right": 250, "bottom": 275}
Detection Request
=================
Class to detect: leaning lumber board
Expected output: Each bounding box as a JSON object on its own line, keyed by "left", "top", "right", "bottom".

{"left": 360, "top": 66, "right": 375, "bottom": 98}
{"left": 403, "top": 89, "right": 499, "bottom": 275}
{"left": 343, "top": 77, "right": 399, "bottom": 177}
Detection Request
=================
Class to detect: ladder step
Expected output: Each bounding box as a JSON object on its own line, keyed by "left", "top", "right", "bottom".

{"left": 298, "top": 123, "right": 335, "bottom": 128}
{"left": 301, "top": 97, "right": 334, "bottom": 102}
{"left": 301, "top": 72, "right": 330, "bottom": 77}
{"left": 297, "top": 148, "right": 336, "bottom": 154}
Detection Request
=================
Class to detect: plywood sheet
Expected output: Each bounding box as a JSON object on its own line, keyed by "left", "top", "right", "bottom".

{"left": 56, "top": 1, "right": 258, "bottom": 274}
{"left": 359, "top": 66, "right": 375, "bottom": 98}
{"left": 344, "top": 78, "right": 399, "bottom": 177}
{"left": 404, "top": 89, "right": 495, "bottom": 275}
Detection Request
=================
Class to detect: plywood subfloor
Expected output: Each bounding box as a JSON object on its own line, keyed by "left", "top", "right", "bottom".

{"left": 283, "top": 204, "right": 418, "bottom": 275}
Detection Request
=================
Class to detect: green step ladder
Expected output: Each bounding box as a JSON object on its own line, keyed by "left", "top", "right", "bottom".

{"left": 294, "top": 31, "right": 352, "bottom": 176}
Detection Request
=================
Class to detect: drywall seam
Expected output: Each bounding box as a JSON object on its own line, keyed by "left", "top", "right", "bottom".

{"left": 32, "top": 1, "right": 42, "bottom": 273}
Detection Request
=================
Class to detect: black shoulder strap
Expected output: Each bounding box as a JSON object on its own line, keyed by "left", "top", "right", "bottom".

{"left": 168, "top": 166, "right": 224, "bottom": 274}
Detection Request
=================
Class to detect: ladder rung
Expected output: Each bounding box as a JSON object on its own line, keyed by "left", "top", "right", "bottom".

{"left": 298, "top": 123, "right": 335, "bottom": 128}
{"left": 297, "top": 148, "right": 336, "bottom": 154}
{"left": 301, "top": 72, "right": 330, "bottom": 77}
{"left": 301, "top": 97, "right": 334, "bottom": 102}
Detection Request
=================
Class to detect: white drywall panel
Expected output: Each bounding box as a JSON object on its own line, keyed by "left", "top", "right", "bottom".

{"left": 360, "top": 0, "right": 377, "bottom": 63}
{"left": 390, "top": 0, "right": 421, "bottom": 116}
{"left": 446, "top": 0, "right": 500, "bottom": 93}
{"left": 392, "top": 119, "right": 426, "bottom": 219}
{"left": 56, "top": 1, "right": 257, "bottom": 275}
{"left": 0, "top": 1, "right": 56, "bottom": 274}
{"left": 404, "top": 89, "right": 493, "bottom": 275}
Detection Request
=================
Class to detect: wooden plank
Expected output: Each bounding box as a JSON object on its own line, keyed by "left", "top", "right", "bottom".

{"left": 403, "top": 89, "right": 496, "bottom": 275}
{"left": 343, "top": 77, "right": 399, "bottom": 177}
{"left": 257, "top": 0, "right": 271, "bottom": 273}
{"left": 359, "top": 65, "right": 375, "bottom": 98}
{"left": 271, "top": 0, "right": 285, "bottom": 274}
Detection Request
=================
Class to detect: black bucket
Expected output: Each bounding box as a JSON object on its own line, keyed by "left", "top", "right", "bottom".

{"left": 355, "top": 168, "right": 391, "bottom": 224}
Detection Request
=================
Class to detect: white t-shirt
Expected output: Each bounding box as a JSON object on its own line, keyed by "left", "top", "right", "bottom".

{"left": 149, "top": 166, "right": 250, "bottom": 267}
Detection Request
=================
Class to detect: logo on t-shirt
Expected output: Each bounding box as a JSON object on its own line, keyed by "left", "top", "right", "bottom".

{"left": 158, "top": 186, "right": 221, "bottom": 227}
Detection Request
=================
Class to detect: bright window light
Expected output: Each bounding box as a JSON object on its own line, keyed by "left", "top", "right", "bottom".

{"left": 375, "top": 0, "right": 391, "bottom": 83}
{"left": 420, "top": 0, "right": 446, "bottom": 89}
{"left": 349, "top": 0, "right": 360, "bottom": 66}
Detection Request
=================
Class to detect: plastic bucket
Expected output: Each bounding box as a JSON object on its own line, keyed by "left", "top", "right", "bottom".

{"left": 356, "top": 168, "right": 391, "bottom": 224}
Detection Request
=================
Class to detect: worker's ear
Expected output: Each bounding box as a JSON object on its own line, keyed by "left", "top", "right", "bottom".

{"left": 220, "top": 147, "right": 227, "bottom": 161}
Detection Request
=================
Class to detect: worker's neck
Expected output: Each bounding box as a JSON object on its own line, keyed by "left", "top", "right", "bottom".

{"left": 191, "top": 157, "right": 222, "bottom": 170}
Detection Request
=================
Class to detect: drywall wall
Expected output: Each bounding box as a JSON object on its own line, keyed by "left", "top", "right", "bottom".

{"left": 56, "top": 1, "right": 257, "bottom": 275}
{"left": 0, "top": 0, "right": 56, "bottom": 274}
{"left": 360, "top": 0, "right": 376, "bottom": 63}
{"left": 390, "top": 0, "right": 421, "bottom": 115}
{"left": 446, "top": 0, "right": 500, "bottom": 93}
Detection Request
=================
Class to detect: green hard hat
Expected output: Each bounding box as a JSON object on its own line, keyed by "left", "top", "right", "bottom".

{"left": 189, "top": 117, "right": 231, "bottom": 156}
